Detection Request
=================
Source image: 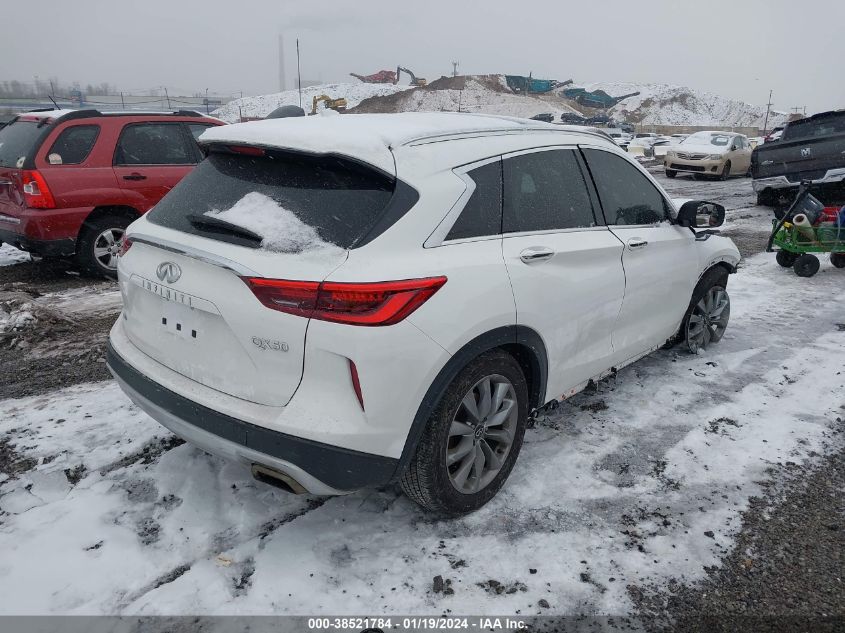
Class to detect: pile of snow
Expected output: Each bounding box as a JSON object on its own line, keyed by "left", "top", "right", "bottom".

{"left": 207, "top": 192, "right": 342, "bottom": 255}
{"left": 212, "top": 82, "right": 413, "bottom": 123}
{"left": 578, "top": 82, "right": 789, "bottom": 128}
{"left": 0, "top": 243, "right": 31, "bottom": 267}
{"left": 0, "top": 296, "right": 36, "bottom": 337}
{"left": 354, "top": 76, "right": 581, "bottom": 119}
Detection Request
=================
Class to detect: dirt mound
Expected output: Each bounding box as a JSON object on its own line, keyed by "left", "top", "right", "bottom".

{"left": 350, "top": 74, "right": 581, "bottom": 119}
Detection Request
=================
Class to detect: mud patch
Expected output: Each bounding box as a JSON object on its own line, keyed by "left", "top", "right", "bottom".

{"left": 64, "top": 463, "right": 87, "bottom": 485}
{"left": 99, "top": 436, "right": 185, "bottom": 476}
{"left": 0, "top": 436, "right": 38, "bottom": 479}
{"left": 136, "top": 517, "right": 162, "bottom": 545}
{"left": 476, "top": 578, "right": 527, "bottom": 596}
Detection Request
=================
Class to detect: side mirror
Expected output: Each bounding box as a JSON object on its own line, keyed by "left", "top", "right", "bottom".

{"left": 677, "top": 201, "right": 726, "bottom": 229}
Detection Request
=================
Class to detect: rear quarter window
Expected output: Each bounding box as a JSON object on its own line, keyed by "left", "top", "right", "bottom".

{"left": 46, "top": 125, "right": 100, "bottom": 165}
{"left": 446, "top": 160, "right": 502, "bottom": 241}
{"left": 147, "top": 148, "right": 400, "bottom": 251}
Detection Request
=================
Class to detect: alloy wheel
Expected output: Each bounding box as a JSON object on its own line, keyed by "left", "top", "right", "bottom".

{"left": 686, "top": 287, "right": 730, "bottom": 353}
{"left": 92, "top": 228, "right": 125, "bottom": 271}
{"left": 446, "top": 374, "right": 518, "bottom": 494}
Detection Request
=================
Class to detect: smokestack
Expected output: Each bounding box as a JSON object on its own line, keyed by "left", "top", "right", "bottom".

{"left": 278, "top": 33, "right": 286, "bottom": 92}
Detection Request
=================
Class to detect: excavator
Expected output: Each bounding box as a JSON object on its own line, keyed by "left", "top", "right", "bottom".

{"left": 350, "top": 66, "right": 427, "bottom": 87}
{"left": 310, "top": 94, "right": 348, "bottom": 115}
{"left": 349, "top": 70, "right": 397, "bottom": 83}
{"left": 562, "top": 87, "right": 640, "bottom": 109}
{"left": 395, "top": 66, "right": 426, "bottom": 87}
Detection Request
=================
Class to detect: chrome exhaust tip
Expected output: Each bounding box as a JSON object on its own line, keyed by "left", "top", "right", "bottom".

{"left": 251, "top": 464, "right": 309, "bottom": 495}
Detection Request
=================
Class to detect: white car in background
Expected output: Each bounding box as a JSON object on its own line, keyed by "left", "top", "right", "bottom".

{"left": 664, "top": 131, "right": 753, "bottom": 180}
{"left": 107, "top": 113, "right": 740, "bottom": 515}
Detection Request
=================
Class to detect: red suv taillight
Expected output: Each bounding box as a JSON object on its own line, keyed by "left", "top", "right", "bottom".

{"left": 243, "top": 276, "right": 447, "bottom": 326}
{"left": 117, "top": 236, "right": 133, "bottom": 257}
{"left": 20, "top": 170, "right": 56, "bottom": 209}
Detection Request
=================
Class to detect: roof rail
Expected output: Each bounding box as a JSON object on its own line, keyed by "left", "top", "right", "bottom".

{"left": 173, "top": 110, "right": 205, "bottom": 117}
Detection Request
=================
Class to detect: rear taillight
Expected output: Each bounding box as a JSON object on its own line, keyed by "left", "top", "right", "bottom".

{"left": 242, "top": 276, "right": 447, "bottom": 326}
{"left": 117, "top": 237, "right": 133, "bottom": 257}
{"left": 20, "top": 170, "right": 56, "bottom": 209}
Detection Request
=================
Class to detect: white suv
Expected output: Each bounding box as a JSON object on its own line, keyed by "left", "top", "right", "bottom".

{"left": 107, "top": 113, "right": 740, "bottom": 515}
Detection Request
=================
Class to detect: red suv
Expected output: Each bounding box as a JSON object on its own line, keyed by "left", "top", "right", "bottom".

{"left": 0, "top": 109, "right": 223, "bottom": 276}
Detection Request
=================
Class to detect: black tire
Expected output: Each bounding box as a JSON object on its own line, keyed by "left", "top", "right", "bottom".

{"left": 756, "top": 190, "right": 774, "bottom": 207}
{"left": 677, "top": 267, "right": 730, "bottom": 354}
{"left": 665, "top": 169, "right": 677, "bottom": 179}
{"left": 776, "top": 250, "right": 798, "bottom": 268}
{"left": 400, "top": 350, "right": 529, "bottom": 515}
{"left": 793, "top": 254, "right": 820, "bottom": 277}
{"left": 831, "top": 253, "right": 845, "bottom": 269}
{"left": 75, "top": 213, "right": 132, "bottom": 279}
{"left": 719, "top": 161, "right": 731, "bottom": 181}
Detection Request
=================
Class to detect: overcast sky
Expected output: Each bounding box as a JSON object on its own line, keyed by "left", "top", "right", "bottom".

{"left": 2, "top": 0, "right": 842, "bottom": 114}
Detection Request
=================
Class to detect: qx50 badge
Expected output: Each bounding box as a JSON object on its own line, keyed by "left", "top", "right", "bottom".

{"left": 156, "top": 261, "right": 181, "bottom": 284}
{"left": 252, "top": 337, "right": 289, "bottom": 352}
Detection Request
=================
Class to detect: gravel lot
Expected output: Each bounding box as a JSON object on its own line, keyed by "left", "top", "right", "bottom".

{"left": 0, "top": 174, "right": 843, "bottom": 629}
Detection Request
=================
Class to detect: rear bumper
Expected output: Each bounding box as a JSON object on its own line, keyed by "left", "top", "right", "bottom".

{"left": 0, "top": 226, "right": 75, "bottom": 256}
{"left": 752, "top": 168, "right": 845, "bottom": 192}
{"left": 106, "top": 342, "right": 399, "bottom": 494}
{"left": 0, "top": 205, "right": 93, "bottom": 251}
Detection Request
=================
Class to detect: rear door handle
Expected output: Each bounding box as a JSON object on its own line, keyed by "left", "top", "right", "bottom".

{"left": 123, "top": 173, "right": 147, "bottom": 181}
{"left": 0, "top": 179, "right": 13, "bottom": 186}
{"left": 519, "top": 247, "right": 555, "bottom": 264}
{"left": 627, "top": 238, "right": 648, "bottom": 250}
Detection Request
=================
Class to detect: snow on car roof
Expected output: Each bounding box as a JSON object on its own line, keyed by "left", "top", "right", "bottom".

{"left": 199, "top": 112, "right": 596, "bottom": 175}
{"left": 18, "top": 109, "right": 78, "bottom": 120}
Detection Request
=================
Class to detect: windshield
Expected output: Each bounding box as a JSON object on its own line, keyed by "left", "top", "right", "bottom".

{"left": 682, "top": 132, "right": 732, "bottom": 146}
{"left": 0, "top": 120, "right": 43, "bottom": 168}
{"left": 148, "top": 149, "right": 396, "bottom": 250}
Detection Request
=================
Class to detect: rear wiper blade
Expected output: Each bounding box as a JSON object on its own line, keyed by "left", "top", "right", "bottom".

{"left": 186, "top": 214, "right": 263, "bottom": 243}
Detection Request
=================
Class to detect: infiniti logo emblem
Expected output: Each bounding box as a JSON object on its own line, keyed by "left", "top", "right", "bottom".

{"left": 156, "top": 261, "right": 181, "bottom": 284}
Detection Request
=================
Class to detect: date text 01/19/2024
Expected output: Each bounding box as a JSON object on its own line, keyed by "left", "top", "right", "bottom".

{"left": 306, "top": 617, "right": 528, "bottom": 630}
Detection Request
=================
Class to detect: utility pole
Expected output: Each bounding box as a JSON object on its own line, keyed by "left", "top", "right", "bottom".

{"left": 762, "top": 90, "right": 773, "bottom": 135}
{"left": 205, "top": 88, "right": 209, "bottom": 114}
{"left": 163, "top": 86, "right": 171, "bottom": 110}
{"left": 120, "top": 92, "right": 125, "bottom": 108}
{"left": 296, "top": 38, "right": 302, "bottom": 109}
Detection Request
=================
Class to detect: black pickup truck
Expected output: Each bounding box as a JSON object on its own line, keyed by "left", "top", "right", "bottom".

{"left": 751, "top": 109, "right": 845, "bottom": 206}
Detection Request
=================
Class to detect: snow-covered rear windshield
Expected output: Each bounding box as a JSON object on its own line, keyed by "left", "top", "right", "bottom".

{"left": 148, "top": 149, "right": 396, "bottom": 250}
{"left": 0, "top": 120, "right": 43, "bottom": 168}
{"left": 682, "top": 132, "right": 731, "bottom": 146}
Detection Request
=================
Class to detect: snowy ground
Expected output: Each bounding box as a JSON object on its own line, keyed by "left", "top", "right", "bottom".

{"left": 0, "top": 177, "right": 843, "bottom": 618}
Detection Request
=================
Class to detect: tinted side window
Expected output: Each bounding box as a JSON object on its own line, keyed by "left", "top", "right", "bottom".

{"left": 583, "top": 149, "right": 669, "bottom": 226}
{"left": 47, "top": 125, "right": 99, "bottom": 165}
{"left": 446, "top": 160, "right": 502, "bottom": 240}
{"left": 114, "top": 123, "right": 195, "bottom": 165}
{"left": 503, "top": 149, "right": 596, "bottom": 233}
